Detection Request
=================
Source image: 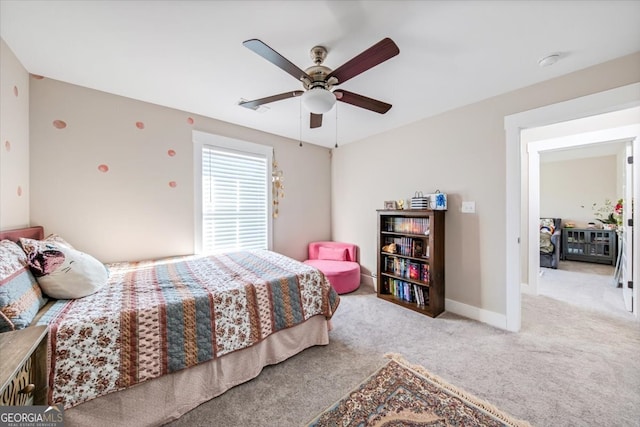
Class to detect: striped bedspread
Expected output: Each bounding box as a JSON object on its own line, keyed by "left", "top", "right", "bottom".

{"left": 37, "top": 250, "right": 340, "bottom": 409}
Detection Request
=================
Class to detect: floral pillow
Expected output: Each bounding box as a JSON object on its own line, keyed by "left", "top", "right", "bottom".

{"left": 19, "top": 235, "right": 109, "bottom": 299}
{"left": 0, "top": 240, "right": 48, "bottom": 332}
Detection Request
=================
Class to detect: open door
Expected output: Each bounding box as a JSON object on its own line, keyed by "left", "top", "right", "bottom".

{"left": 635, "top": 136, "right": 639, "bottom": 316}
{"left": 618, "top": 141, "right": 634, "bottom": 312}
{"left": 631, "top": 137, "right": 639, "bottom": 315}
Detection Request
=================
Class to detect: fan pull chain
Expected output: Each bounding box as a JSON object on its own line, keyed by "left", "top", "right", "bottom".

{"left": 299, "top": 97, "right": 303, "bottom": 147}
{"left": 334, "top": 102, "right": 338, "bottom": 148}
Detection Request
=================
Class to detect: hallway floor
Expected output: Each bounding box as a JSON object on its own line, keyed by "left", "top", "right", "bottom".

{"left": 538, "top": 260, "right": 634, "bottom": 320}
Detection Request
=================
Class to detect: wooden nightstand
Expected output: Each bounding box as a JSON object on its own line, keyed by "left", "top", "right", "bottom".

{"left": 0, "top": 325, "right": 48, "bottom": 406}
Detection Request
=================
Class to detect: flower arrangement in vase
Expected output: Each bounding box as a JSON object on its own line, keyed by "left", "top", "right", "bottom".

{"left": 592, "top": 198, "right": 623, "bottom": 231}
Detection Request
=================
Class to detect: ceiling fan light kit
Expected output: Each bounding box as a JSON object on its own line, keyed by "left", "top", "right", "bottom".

{"left": 240, "top": 37, "right": 400, "bottom": 129}
{"left": 301, "top": 87, "right": 336, "bottom": 114}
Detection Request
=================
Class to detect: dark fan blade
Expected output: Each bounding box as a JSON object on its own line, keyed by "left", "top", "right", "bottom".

{"left": 327, "top": 38, "right": 399, "bottom": 85}
{"left": 334, "top": 90, "right": 391, "bottom": 114}
{"left": 239, "top": 91, "right": 303, "bottom": 110}
{"left": 310, "top": 113, "right": 323, "bottom": 128}
{"left": 243, "top": 39, "right": 309, "bottom": 82}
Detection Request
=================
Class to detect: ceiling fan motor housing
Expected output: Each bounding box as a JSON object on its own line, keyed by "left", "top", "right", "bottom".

{"left": 303, "top": 65, "right": 333, "bottom": 90}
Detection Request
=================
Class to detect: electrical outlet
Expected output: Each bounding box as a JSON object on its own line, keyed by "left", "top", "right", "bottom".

{"left": 461, "top": 201, "right": 476, "bottom": 213}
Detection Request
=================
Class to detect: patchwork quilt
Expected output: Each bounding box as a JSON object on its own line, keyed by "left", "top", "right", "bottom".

{"left": 37, "top": 250, "right": 340, "bottom": 408}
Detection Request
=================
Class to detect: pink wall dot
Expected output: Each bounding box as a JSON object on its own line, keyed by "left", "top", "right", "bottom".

{"left": 169, "top": 181, "right": 177, "bottom": 188}
{"left": 167, "top": 149, "right": 176, "bottom": 157}
{"left": 136, "top": 121, "right": 145, "bottom": 129}
{"left": 53, "top": 120, "right": 67, "bottom": 129}
{"left": 98, "top": 164, "right": 109, "bottom": 173}
{"left": 30, "top": 74, "right": 44, "bottom": 80}
{"left": 187, "top": 117, "right": 194, "bottom": 125}
{"left": 17, "top": 186, "right": 22, "bottom": 196}
{"left": 4, "top": 141, "right": 10, "bottom": 151}
{"left": 13, "top": 86, "right": 18, "bottom": 97}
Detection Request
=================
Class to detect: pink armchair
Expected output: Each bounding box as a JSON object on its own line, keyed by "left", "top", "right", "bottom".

{"left": 304, "top": 241, "right": 360, "bottom": 294}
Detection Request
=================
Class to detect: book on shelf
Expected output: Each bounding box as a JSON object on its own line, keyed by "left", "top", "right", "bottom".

{"left": 421, "top": 264, "right": 430, "bottom": 283}
{"left": 411, "top": 239, "right": 424, "bottom": 257}
{"left": 409, "top": 262, "right": 420, "bottom": 280}
{"left": 388, "top": 279, "right": 429, "bottom": 306}
{"left": 385, "top": 217, "right": 430, "bottom": 235}
{"left": 385, "top": 236, "right": 428, "bottom": 258}
{"left": 384, "top": 256, "right": 427, "bottom": 283}
{"left": 382, "top": 277, "right": 390, "bottom": 294}
{"left": 416, "top": 284, "right": 429, "bottom": 306}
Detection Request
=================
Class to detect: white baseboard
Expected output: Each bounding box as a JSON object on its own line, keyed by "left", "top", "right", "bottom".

{"left": 361, "top": 273, "right": 376, "bottom": 290}
{"left": 520, "top": 282, "right": 535, "bottom": 295}
{"left": 445, "top": 298, "right": 508, "bottom": 330}
{"left": 361, "top": 274, "right": 508, "bottom": 330}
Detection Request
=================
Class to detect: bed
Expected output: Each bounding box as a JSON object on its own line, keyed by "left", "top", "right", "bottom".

{"left": 0, "top": 226, "right": 340, "bottom": 426}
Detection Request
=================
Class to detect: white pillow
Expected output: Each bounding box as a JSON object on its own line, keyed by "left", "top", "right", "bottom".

{"left": 19, "top": 236, "right": 108, "bottom": 299}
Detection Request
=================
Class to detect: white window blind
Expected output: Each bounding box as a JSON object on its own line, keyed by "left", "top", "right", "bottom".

{"left": 201, "top": 146, "right": 268, "bottom": 254}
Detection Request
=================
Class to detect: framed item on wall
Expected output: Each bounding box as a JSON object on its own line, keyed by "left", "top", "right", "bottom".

{"left": 384, "top": 201, "right": 397, "bottom": 210}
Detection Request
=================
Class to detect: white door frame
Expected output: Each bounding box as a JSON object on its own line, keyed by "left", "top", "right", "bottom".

{"left": 504, "top": 82, "right": 640, "bottom": 332}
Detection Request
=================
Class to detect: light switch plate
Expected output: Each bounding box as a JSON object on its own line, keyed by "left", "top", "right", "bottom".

{"left": 461, "top": 201, "right": 476, "bottom": 213}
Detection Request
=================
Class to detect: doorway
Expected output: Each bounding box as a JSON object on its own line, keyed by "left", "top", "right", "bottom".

{"left": 504, "top": 82, "right": 640, "bottom": 332}
{"left": 534, "top": 139, "right": 634, "bottom": 319}
{"left": 524, "top": 122, "right": 638, "bottom": 312}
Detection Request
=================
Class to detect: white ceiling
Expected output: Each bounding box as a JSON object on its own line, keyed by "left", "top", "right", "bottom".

{"left": 2, "top": 1, "right": 640, "bottom": 148}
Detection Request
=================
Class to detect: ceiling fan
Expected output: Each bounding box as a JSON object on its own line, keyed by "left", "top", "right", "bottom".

{"left": 239, "top": 38, "right": 400, "bottom": 129}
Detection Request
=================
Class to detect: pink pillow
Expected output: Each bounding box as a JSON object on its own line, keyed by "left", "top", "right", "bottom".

{"left": 317, "top": 246, "right": 348, "bottom": 261}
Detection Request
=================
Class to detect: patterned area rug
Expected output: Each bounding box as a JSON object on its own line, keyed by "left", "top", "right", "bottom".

{"left": 307, "top": 354, "right": 532, "bottom": 427}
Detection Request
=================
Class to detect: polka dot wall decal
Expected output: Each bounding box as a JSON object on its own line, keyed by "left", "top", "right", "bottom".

{"left": 169, "top": 181, "right": 177, "bottom": 188}
{"left": 168, "top": 149, "right": 176, "bottom": 157}
{"left": 98, "top": 164, "right": 109, "bottom": 173}
{"left": 13, "top": 86, "right": 18, "bottom": 97}
{"left": 17, "top": 186, "right": 22, "bottom": 196}
{"left": 30, "top": 74, "right": 44, "bottom": 80}
{"left": 136, "top": 121, "right": 145, "bottom": 129}
{"left": 53, "top": 120, "right": 67, "bottom": 129}
{"left": 187, "top": 117, "right": 194, "bottom": 125}
{"left": 4, "top": 141, "right": 10, "bottom": 151}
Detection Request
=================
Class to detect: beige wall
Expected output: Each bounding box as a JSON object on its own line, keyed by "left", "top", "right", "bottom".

{"left": 332, "top": 52, "right": 640, "bottom": 317}
{"left": 0, "top": 39, "right": 30, "bottom": 229}
{"left": 540, "top": 155, "right": 618, "bottom": 227}
{"left": 29, "top": 77, "right": 331, "bottom": 263}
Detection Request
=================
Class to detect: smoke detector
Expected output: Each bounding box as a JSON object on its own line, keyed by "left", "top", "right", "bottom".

{"left": 538, "top": 53, "right": 561, "bottom": 67}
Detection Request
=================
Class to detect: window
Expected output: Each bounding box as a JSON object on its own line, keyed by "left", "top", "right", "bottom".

{"left": 193, "top": 131, "right": 272, "bottom": 254}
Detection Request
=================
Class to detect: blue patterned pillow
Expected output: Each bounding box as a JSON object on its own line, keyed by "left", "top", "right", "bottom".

{"left": 0, "top": 240, "right": 48, "bottom": 332}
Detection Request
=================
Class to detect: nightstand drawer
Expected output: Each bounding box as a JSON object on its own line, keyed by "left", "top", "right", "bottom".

{"left": 0, "top": 326, "right": 48, "bottom": 406}
{"left": 0, "top": 355, "right": 37, "bottom": 406}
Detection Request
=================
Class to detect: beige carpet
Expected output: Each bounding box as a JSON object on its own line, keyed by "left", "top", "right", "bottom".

{"left": 539, "top": 260, "right": 633, "bottom": 320}
{"left": 166, "top": 286, "right": 640, "bottom": 427}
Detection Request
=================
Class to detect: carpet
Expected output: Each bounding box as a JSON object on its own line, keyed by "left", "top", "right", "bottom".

{"left": 306, "top": 354, "right": 532, "bottom": 427}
